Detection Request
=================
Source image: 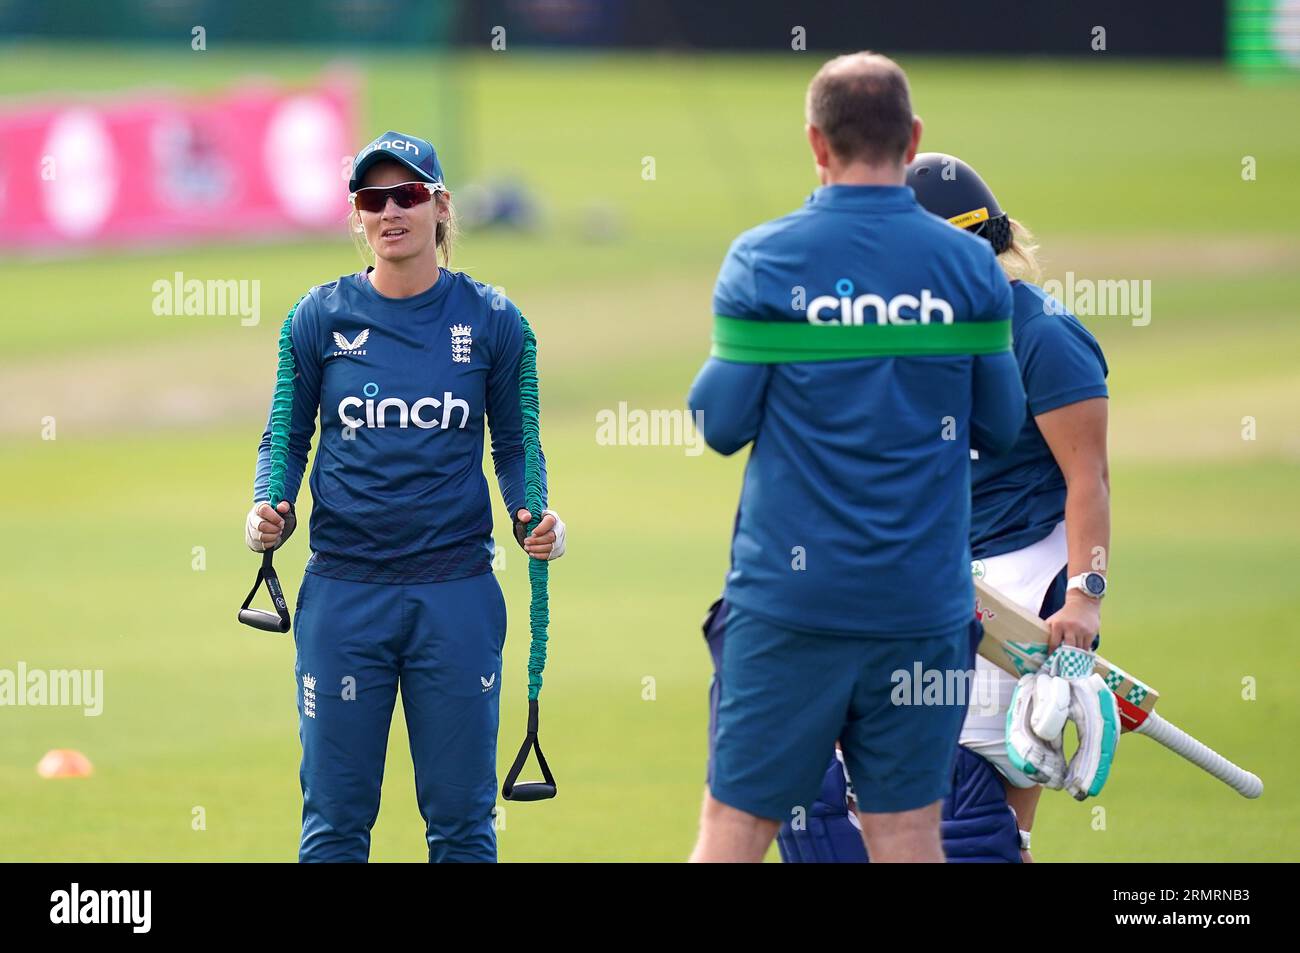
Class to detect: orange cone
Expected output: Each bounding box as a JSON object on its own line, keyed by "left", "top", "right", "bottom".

{"left": 36, "top": 749, "right": 93, "bottom": 779}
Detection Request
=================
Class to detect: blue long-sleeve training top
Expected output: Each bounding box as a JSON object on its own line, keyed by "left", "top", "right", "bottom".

{"left": 971, "top": 280, "right": 1108, "bottom": 560}
{"left": 690, "top": 184, "right": 1026, "bottom": 637}
{"left": 253, "top": 268, "right": 545, "bottom": 584}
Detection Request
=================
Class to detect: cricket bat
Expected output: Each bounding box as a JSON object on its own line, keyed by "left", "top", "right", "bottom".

{"left": 973, "top": 576, "right": 1263, "bottom": 799}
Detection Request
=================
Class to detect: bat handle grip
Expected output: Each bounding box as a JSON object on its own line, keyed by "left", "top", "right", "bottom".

{"left": 1136, "top": 711, "right": 1263, "bottom": 799}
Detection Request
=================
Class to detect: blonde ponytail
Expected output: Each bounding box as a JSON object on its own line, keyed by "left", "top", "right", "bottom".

{"left": 997, "top": 217, "right": 1041, "bottom": 283}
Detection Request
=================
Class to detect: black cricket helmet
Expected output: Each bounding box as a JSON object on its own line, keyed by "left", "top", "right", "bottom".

{"left": 905, "top": 152, "right": 1012, "bottom": 254}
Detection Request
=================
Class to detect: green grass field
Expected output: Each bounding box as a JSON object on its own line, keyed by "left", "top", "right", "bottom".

{"left": 1, "top": 44, "right": 1298, "bottom": 861}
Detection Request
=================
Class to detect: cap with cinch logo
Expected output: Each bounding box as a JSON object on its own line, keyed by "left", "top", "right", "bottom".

{"left": 349, "top": 131, "right": 445, "bottom": 193}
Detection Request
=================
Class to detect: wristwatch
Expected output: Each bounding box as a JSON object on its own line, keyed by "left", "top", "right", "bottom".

{"left": 1067, "top": 571, "right": 1107, "bottom": 600}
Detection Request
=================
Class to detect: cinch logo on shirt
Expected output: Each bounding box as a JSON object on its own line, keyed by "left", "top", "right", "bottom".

{"left": 338, "top": 387, "right": 470, "bottom": 430}
{"left": 806, "top": 278, "right": 954, "bottom": 326}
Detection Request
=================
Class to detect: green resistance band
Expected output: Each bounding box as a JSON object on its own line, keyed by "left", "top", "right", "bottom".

{"left": 237, "top": 297, "right": 304, "bottom": 635}
{"left": 711, "top": 314, "right": 1012, "bottom": 363}
{"left": 502, "top": 313, "right": 558, "bottom": 802}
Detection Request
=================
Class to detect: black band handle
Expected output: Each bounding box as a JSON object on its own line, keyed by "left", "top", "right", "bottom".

{"left": 501, "top": 699, "right": 557, "bottom": 801}
{"left": 237, "top": 549, "right": 291, "bottom": 634}
{"left": 238, "top": 608, "right": 289, "bottom": 633}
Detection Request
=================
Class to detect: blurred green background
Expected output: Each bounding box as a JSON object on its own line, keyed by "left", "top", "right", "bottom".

{"left": 1, "top": 43, "right": 1298, "bottom": 861}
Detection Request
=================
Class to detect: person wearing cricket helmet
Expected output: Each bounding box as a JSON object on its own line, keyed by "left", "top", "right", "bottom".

{"left": 243, "top": 130, "right": 566, "bottom": 862}
{"left": 916, "top": 151, "right": 1114, "bottom": 858}
{"left": 772, "top": 152, "right": 1115, "bottom": 863}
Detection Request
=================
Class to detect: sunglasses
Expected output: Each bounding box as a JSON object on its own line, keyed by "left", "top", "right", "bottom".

{"left": 349, "top": 181, "right": 443, "bottom": 214}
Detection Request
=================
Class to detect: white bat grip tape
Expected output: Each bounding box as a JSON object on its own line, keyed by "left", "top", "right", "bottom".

{"left": 1136, "top": 712, "right": 1263, "bottom": 799}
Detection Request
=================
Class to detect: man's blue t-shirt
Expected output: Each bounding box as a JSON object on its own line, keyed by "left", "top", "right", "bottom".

{"left": 970, "top": 281, "right": 1108, "bottom": 559}
{"left": 253, "top": 268, "right": 544, "bottom": 583}
{"left": 690, "top": 185, "right": 1026, "bottom": 637}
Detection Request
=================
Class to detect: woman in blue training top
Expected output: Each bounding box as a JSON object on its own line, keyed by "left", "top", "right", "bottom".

{"left": 243, "top": 131, "right": 566, "bottom": 863}
{"left": 910, "top": 153, "right": 1111, "bottom": 862}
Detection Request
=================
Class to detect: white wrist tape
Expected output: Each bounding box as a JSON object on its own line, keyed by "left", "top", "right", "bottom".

{"left": 544, "top": 508, "right": 566, "bottom": 560}
{"left": 245, "top": 503, "right": 270, "bottom": 552}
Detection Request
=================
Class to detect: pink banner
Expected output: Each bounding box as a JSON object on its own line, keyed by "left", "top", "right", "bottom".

{"left": 0, "top": 75, "right": 357, "bottom": 252}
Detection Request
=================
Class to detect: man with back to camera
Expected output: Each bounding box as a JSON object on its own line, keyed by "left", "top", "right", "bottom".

{"left": 688, "top": 52, "right": 1026, "bottom": 862}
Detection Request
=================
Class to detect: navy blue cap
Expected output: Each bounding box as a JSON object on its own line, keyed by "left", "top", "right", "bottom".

{"left": 349, "top": 131, "right": 445, "bottom": 194}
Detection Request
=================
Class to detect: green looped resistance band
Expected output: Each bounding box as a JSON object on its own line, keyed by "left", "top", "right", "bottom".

{"left": 502, "top": 313, "right": 558, "bottom": 802}
{"left": 236, "top": 295, "right": 305, "bottom": 636}
{"left": 711, "top": 314, "right": 1012, "bottom": 364}
{"left": 516, "top": 314, "right": 549, "bottom": 703}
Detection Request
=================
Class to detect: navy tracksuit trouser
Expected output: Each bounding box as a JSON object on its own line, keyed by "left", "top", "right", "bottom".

{"left": 293, "top": 569, "right": 506, "bottom": 862}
